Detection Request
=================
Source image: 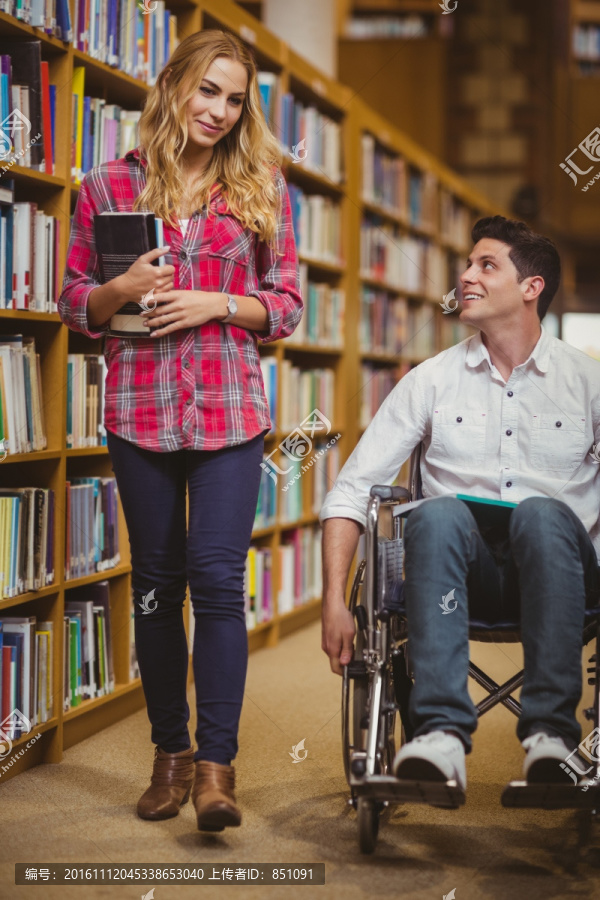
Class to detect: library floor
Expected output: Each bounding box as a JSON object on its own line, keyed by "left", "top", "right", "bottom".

{"left": 3, "top": 621, "right": 600, "bottom": 900}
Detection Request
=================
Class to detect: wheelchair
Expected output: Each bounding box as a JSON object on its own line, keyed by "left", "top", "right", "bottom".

{"left": 341, "top": 445, "right": 600, "bottom": 854}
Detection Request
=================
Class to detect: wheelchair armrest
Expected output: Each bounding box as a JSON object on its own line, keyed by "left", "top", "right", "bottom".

{"left": 370, "top": 485, "right": 410, "bottom": 503}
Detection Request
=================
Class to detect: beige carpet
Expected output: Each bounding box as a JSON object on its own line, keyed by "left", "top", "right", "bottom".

{"left": 2, "top": 620, "right": 600, "bottom": 899}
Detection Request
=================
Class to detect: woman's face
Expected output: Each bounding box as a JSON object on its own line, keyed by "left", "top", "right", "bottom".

{"left": 183, "top": 56, "right": 248, "bottom": 152}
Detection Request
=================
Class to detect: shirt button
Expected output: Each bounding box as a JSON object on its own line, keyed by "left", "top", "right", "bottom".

{"left": 506, "top": 481, "right": 512, "bottom": 487}
{"left": 506, "top": 429, "right": 512, "bottom": 436}
{"left": 178, "top": 250, "right": 187, "bottom": 261}
{"left": 456, "top": 416, "right": 462, "bottom": 423}
{"left": 507, "top": 391, "right": 513, "bottom": 397}
{"left": 186, "top": 398, "right": 192, "bottom": 406}
{"left": 183, "top": 360, "right": 191, "bottom": 369}
{"left": 556, "top": 421, "right": 562, "bottom": 427}
{"left": 192, "top": 210, "right": 199, "bottom": 220}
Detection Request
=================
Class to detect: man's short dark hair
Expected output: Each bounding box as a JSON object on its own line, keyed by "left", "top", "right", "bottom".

{"left": 471, "top": 216, "right": 561, "bottom": 321}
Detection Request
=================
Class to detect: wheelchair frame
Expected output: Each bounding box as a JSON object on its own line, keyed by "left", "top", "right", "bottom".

{"left": 341, "top": 447, "right": 600, "bottom": 854}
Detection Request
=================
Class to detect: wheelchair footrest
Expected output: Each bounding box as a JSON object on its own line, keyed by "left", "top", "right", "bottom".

{"left": 501, "top": 780, "right": 600, "bottom": 809}
{"left": 351, "top": 775, "right": 465, "bottom": 809}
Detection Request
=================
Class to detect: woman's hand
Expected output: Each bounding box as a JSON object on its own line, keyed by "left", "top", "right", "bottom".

{"left": 141, "top": 290, "right": 225, "bottom": 336}
{"left": 120, "top": 246, "right": 176, "bottom": 301}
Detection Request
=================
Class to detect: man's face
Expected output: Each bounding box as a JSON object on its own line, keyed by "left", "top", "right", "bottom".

{"left": 459, "top": 237, "right": 533, "bottom": 329}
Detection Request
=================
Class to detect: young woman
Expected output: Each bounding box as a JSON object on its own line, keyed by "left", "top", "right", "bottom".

{"left": 58, "top": 29, "right": 302, "bottom": 832}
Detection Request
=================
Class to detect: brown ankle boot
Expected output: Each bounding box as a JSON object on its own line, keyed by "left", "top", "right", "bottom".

{"left": 137, "top": 747, "right": 195, "bottom": 820}
{"left": 192, "top": 760, "right": 242, "bottom": 831}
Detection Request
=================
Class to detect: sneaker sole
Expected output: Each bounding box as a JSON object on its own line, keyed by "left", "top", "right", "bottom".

{"left": 526, "top": 758, "right": 577, "bottom": 785}
{"left": 394, "top": 757, "right": 449, "bottom": 783}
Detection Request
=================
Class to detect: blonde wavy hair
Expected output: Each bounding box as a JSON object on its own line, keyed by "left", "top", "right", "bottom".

{"left": 133, "top": 29, "right": 284, "bottom": 248}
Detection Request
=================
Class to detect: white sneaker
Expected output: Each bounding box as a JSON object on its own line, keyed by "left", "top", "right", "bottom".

{"left": 522, "top": 732, "right": 582, "bottom": 784}
{"left": 393, "top": 730, "right": 466, "bottom": 791}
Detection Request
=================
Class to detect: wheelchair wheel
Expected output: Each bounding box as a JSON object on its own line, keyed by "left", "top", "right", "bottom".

{"left": 342, "top": 561, "right": 368, "bottom": 789}
{"left": 357, "top": 797, "right": 379, "bottom": 854}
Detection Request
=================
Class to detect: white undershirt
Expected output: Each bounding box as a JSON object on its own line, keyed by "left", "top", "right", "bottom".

{"left": 179, "top": 218, "right": 190, "bottom": 236}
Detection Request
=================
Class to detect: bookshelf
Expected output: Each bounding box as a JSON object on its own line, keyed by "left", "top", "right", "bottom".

{"left": 570, "top": 0, "right": 600, "bottom": 75}
{"left": 0, "top": 0, "right": 495, "bottom": 783}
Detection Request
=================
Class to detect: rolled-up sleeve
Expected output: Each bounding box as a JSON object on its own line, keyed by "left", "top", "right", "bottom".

{"left": 319, "top": 367, "right": 428, "bottom": 529}
{"left": 248, "top": 168, "right": 303, "bottom": 344}
{"left": 57, "top": 176, "right": 111, "bottom": 339}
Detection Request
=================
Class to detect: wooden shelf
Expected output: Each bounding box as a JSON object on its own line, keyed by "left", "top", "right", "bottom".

{"left": 0, "top": 0, "right": 497, "bottom": 784}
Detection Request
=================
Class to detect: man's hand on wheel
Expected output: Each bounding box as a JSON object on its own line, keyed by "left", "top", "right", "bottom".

{"left": 322, "top": 600, "right": 356, "bottom": 675}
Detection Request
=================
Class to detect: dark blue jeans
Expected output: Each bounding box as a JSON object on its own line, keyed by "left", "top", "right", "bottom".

{"left": 403, "top": 496, "right": 600, "bottom": 753}
{"left": 106, "top": 427, "right": 268, "bottom": 765}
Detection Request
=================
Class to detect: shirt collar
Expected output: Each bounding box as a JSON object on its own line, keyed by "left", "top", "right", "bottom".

{"left": 124, "top": 146, "right": 225, "bottom": 208}
{"left": 465, "top": 325, "right": 551, "bottom": 374}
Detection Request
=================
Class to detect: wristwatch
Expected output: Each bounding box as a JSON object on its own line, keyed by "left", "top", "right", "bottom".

{"left": 222, "top": 293, "right": 238, "bottom": 324}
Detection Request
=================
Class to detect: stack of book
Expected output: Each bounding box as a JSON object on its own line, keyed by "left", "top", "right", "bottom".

{"left": 63, "top": 581, "right": 114, "bottom": 709}
{"left": 0, "top": 615, "right": 54, "bottom": 735}
{"left": 360, "top": 363, "right": 411, "bottom": 428}
{"left": 254, "top": 459, "right": 278, "bottom": 531}
{"left": 360, "top": 290, "right": 408, "bottom": 356}
{"left": 278, "top": 93, "right": 342, "bottom": 183}
{"left": 440, "top": 189, "right": 471, "bottom": 252}
{"left": 65, "top": 477, "right": 121, "bottom": 580}
{"left": 259, "top": 356, "right": 277, "bottom": 433}
{"left": 408, "top": 169, "right": 438, "bottom": 232}
{"left": 0, "top": 487, "right": 54, "bottom": 598}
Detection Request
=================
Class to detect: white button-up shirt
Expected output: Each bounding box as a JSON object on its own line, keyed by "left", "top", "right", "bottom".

{"left": 320, "top": 327, "right": 600, "bottom": 562}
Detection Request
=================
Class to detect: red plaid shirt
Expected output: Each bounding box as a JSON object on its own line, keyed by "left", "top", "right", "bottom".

{"left": 58, "top": 147, "right": 302, "bottom": 451}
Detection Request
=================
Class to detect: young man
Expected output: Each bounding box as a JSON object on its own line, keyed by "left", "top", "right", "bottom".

{"left": 320, "top": 216, "right": 600, "bottom": 791}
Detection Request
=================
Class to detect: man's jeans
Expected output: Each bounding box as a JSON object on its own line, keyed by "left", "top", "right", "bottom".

{"left": 403, "top": 496, "right": 600, "bottom": 753}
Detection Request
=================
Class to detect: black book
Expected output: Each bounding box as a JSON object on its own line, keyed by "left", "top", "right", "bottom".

{"left": 93, "top": 212, "right": 162, "bottom": 338}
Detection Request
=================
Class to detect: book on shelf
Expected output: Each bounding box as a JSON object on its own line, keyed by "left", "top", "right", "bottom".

{"left": 66, "top": 354, "right": 107, "bottom": 448}
{"left": 287, "top": 265, "right": 345, "bottom": 347}
{"left": 280, "top": 93, "right": 343, "bottom": 183}
{"left": 259, "top": 356, "right": 277, "bottom": 433}
{"left": 0, "top": 39, "right": 45, "bottom": 171}
{"left": 0, "top": 487, "right": 54, "bottom": 597}
{"left": 254, "top": 457, "right": 277, "bottom": 531}
{"left": 278, "top": 364, "right": 335, "bottom": 434}
{"left": 287, "top": 184, "right": 343, "bottom": 265}
{"left": 277, "top": 526, "right": 322, "bottom": 616}
{"left": 361, "top": 133, "right": 407, "bottom": 216}
{"left": 244, "top": 545, "right": 274, "bottom": 630}
{"left": 71, "top": 65, "right": 143, "bottom": 182}
{"left": 0, "top": 194, "right": 60, "bottom": 311}
{"left": 0, "top": 334, "right": 48, "bottom": 456}
{"left": 65, "top": 476, "right": 120, "bottom": 580}
{"left": 0, "top": 615, "right": 54, "bottom": 736}
{"left": 0, "top": 1, "right": 72, "bottom": 41}
{"left": 93, "top": 212, "right": 166, "bottom": 337}
{"left": 63, "top": 581, "right": 114, "bottom": 709}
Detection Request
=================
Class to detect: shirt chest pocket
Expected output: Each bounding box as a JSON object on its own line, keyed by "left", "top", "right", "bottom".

{"left": 530, "top": 414, "right": 586, "bottom": 474}
{"left": 431, "top": 407, "right": 488, "bottom": 470}
{"left": 208, "top": 213, "right": 254, "bottom": 295}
